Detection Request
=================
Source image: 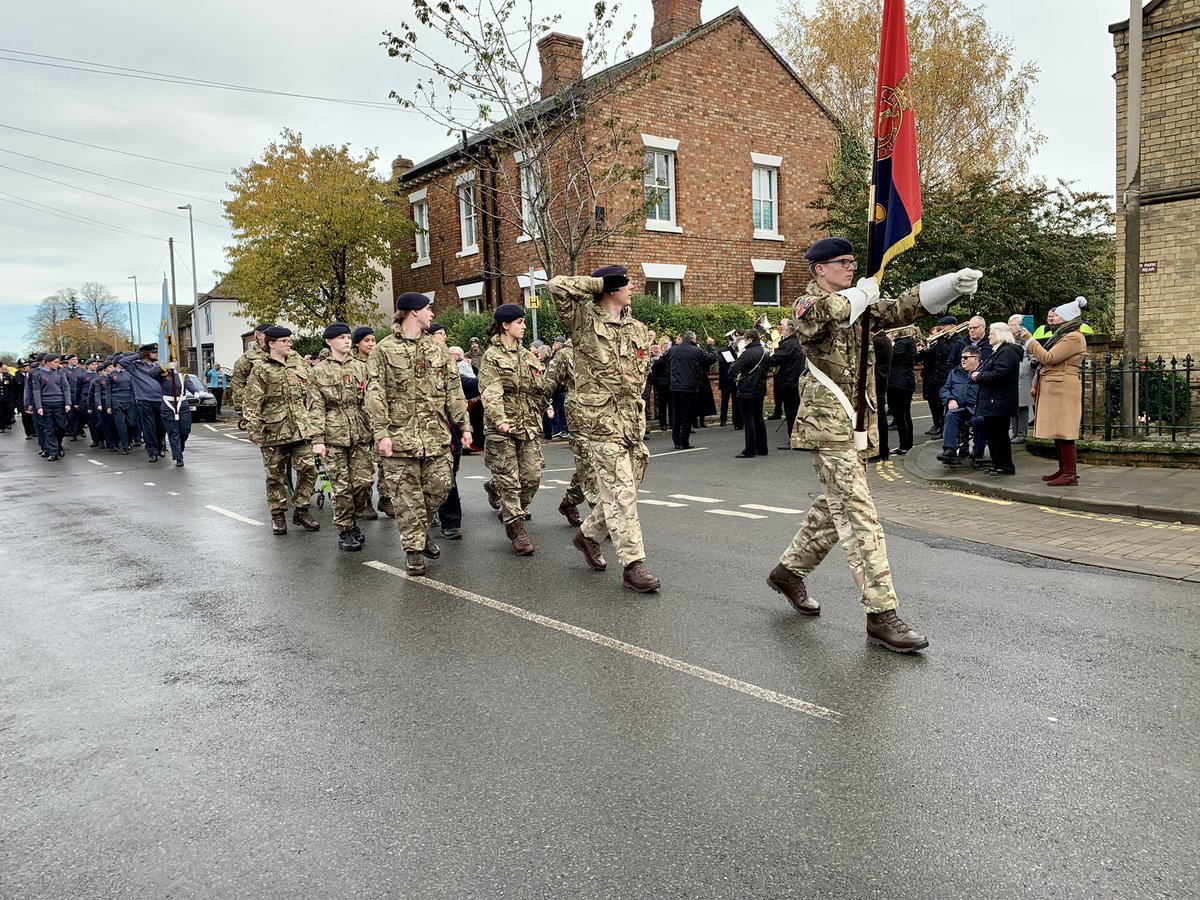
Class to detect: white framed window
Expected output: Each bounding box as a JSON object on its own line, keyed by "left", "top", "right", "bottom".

{"left": 751, "top": 153, "right": 784, "bottom": 241}
{"left": 642, "top": 134, "right": 682, "bottom": 234}
{"left": 410, "top": 188, "right": 430, "bottom": 266}
{"left": 456, "top": 173, "right": 478, "bottom": 257}
{"left": 751, "top": 258, "right": 785, "bottom": 307}
{"left": 203, "top": 304, "right": 212, "bottom": 335}
{"left": 515, "top": 152, "right": 542, "bottom": 240}
{"left": 516, "top": 269, "right": 547, "bottom": 305}
{"left": 456, "top": 281, "right": 483, "bottom": 314}
{"left": 645, "top": 279, "right": 681, "bottom": 304}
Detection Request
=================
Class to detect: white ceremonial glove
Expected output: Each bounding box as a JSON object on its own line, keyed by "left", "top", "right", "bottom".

{"left": 919, "top": 268, "right": 983, "bottom": 313}
{"left": 839, "top": 277, "right": 882, "bottom": 328}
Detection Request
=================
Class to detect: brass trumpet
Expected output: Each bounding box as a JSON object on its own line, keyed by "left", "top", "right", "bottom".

{"left": 754, "top": 314, "right": 783, "bottom": 352}
{"left": 917, "top": 320, "right": 970, "bottom": 350}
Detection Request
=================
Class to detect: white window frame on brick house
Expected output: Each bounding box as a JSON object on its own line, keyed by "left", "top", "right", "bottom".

{"left": 516, "top": 269, "right": 548, "bottom": 305}
{"left": 641, "top": 262, "right": 686, "bottom": 305}
{"left": 751, "top": 153, "right": 784, "bottom": 241}
{"left": 455, "top": 172, "right": 479, "bottom": 258}
{"left": 455, "top": 281, "right": 484, "bottom": 314}
{"left": 203, "top": 304, "right": 212, "bottom": 335}
{"left": 514, "top": 150, "right": 542, "bottom": 242}
{"left": 751, "top": 258, "right": 785, "bottom": 307}
{"left": 642, "top": 134, "right": 683, "bottom": 234}
{"left": 409, "top": 188, "right": 431, "bottom": 267}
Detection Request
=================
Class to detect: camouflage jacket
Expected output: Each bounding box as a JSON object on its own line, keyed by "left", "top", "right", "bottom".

{"left": 547, "top": 275, "right": 652, "bottom": 444}
{"left": 478, "top": 337, "right": 549, "bottom": 439}
{"left": 363, "top": 326, "right": 468, "bottom": 456}
{"left": 544, "top": 344, "right": 579, "bottom": 423}
{"left": 241, "top": 354, "right": 316, "bottom": 446}
{"left": 791, "top": 280, "right": 924, "bottom": 452}
{"left": 230, "top": 343, "right": 303, "bottom": 410}
{"left": 308, "top": 355, "right": 370, "bottom": 447}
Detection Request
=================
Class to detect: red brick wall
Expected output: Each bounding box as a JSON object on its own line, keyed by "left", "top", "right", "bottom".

{"left": 392, "top": 12, "right": 839, "bottom": 314}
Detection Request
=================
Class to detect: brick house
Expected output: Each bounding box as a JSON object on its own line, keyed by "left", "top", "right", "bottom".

{"left": 1111, "top": 0, "right": 1200, "bottom": 361}
{"left": 390, "top": 0, "right": 840, "bottom": 316}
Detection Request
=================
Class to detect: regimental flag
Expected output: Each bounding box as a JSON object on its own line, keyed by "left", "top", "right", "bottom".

{"left": 867, "top": 0, "right": 922, "bottom": 281}
{"left": 158, "top": 276, "right": 177, "bottom": 373}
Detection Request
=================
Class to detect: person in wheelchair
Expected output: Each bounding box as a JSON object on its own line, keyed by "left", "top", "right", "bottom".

{"left": 936, "top": 348, "right": 983, "bottom": 466}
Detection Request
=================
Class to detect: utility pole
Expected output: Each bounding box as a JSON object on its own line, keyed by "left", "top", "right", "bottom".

{"left": 1122, "top": 0, "right": 1143, "bottom": 429}
{"left": 178, "top": 205, "right": 200, "bottom": 309}
{"left": 127, "top": 301, "right": 135, "bottom": 347}
{"left": 168, "top": 237, "right": 183, "bottom": 371}
{"left": 127, "top": 274, "right": 141, "bottom": 343}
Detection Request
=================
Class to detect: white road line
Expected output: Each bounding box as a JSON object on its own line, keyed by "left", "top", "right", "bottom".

{"left": 364, "top": 561, "right": 840, "bottom": 723}
{"left": 706, "top": 509, "right": 768, "bottom": 520}
{"left": 144, "top": 482, "right": 156, "bottom": 486}
{"left": 649, "top": 447, "right": 705, "bottom": 458}
{"left": 204, "top": 504, "right": 264, "bottom": 526}
{"left": 671, "top": 494, "right": 722, "bottom": 503}
{"left": 87, "top": 459, "right": 105, "bottom": 467}
{"left": 223, "top": 433, "right": 241, "bottom": 440}
{"left": 203, "top": 424, "right": 219, "bottom": 432}
{"left": 638, "top": 499, "right": 688, "bottom": 508}
{"left": 463, "top": 475, "right": 487, "bottom": 480}
{"left": 167, "top": 491, "right": 179, "bottom": 496}
{"left": 548, "top": 479, "right": 573, "bottom": 486}
{"left": 741, "top": 503, "right": 804, "bottom": 515}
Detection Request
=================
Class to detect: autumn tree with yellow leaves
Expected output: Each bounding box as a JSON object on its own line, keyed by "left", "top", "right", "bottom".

{"left": 224, "top": 130, "right": 416, "bottom": 332}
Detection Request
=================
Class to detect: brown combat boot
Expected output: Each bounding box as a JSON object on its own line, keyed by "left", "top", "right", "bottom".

{"left": 766, "top": 563, "right": 820, "bottom": 616}
{"left": 271, "top": 511, "right": 287, "bottom": 535}
{"left": 558, "top": 498, "right": 583, "bottom": 527}
{"left": 572, "top": 530, "right": 607, "bottom": 571}
{"left": 505, "top": 520, "right": 535, "bottom": 556}
{"left": 405, "top": 550, "right": 426, "bottom": 576}
{"left": 622, "top": 560, "right": 661, "bottom": 593}
{"left": 484, "top": 480, "right": 501, "bottom": 510}
{"left": 358, "top": 498, "right": 379, "bottom": 520}
{"left": 866, "top": 610, "right": 929, "bottom": 653}
{"left": 292, "top": 507, "right": 321, "bottom": 531}
{"left": 377, "top": 496, "right": 395, "bottom": 518}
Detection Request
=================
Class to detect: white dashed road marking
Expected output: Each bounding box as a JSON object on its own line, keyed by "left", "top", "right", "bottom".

{"left": 638, "top": 499, "right": 688, "bottom": 508}
{"left": 649, "top": 447, "right": 706, "bottom": 458}
{"left": 87, "top": 459, "right": 105, "bottom": 467}
{"left": 706, "top": 509, "right": 768, "bottom": 520}
{"left": 364, "top": 560, "right": 840, "bottom": 723}
{"left": 741, "top": 503, "right": 804, "bottom": 515}
{"left": 670, "top": 494, "right": 722, "bottom": 503}
{"left": 204, "top": 504, "right": 264, "bottom": 527}
{"left": 143, "top": 482, "right": 156, "bottom": 486}
{"left": 203, "top": 424, "right": 219, "bottom": 432}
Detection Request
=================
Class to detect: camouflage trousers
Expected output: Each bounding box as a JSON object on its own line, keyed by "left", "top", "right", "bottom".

{"left": 324, "top": 442, "right": 374, "bottom": 530}
{"left": 580, "top": 439, "right": 649, "bottom": 567}
{"left": 260, "top": 440, "right": 316, "bottom": 513}
{"left": 355, "top": 448, "right": 390, "bottom": 516}
{"left": 381, "top": 453, "right": 453, "bottom": 551}
{"left": 483, "top": 435, "right": 544, "bottom": 524}
{"left": 779, "top": 448, "right": 899, "bottom": 612}
{"left": 564, "top": 431, "right": 595, "bottom": 508}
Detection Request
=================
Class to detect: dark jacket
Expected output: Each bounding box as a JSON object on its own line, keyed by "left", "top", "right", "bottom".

{"left": 668, "top": 341, "right": 716, "bottom": 393}
{"left": 948, "top": 335, "right": 992, "bottom": 375}
{"left": 973, "top": 342, "right": 1021, "bottom": 418}
{"left": 717, "top": 342, "right": 739, "bottom": 391}
{"left": 728, "top": 343, "right": 768, "bottom": 399}
{"left": 888, "top": 337, "right": 917, "bottom": 391}
{"left": 939, "top": 367, "right": 978, "bottom": 411}
{"left": 767, "top": 334, "right": 806, "bottom": 388}
{"left": 651, "top": 350, "right": 672, "bottom": 390}
{"left": 872, "top": 332, "right": 893, "bottom": 392}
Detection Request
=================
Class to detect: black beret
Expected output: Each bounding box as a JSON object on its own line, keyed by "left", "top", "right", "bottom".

{"left": 262, "top": 326, "right": 292, "bottom": 339}
{"left": 137, "top": 343, "right": 158, "bottom": 353}
{"left": 493, "top": 303, "right": 526, "bottom": 324}
{"left": 322, "top": 322, "right": 351, "bottom": 340}
{"left": 254, "top": 322, "right": 274, "bottom": 332}
{"left": 591, "top": 264, "right": 629, "bottom": 293}
{"left": 937, "top": 316, "right": 958, "bottom": 326}
{"left": 58, "top": 354, "right": 72, "bottom": 362}
{"left": 804, "top": 237, "right": 855, "bottom": 262}
{"left": 427, "top": 322, "right": 446, "bottom": 334}
{"left": 395, "top": 291, "right": 431, "bottom": 311}
{"left": 351, "top": 326, "right": 374, "bottom": 345}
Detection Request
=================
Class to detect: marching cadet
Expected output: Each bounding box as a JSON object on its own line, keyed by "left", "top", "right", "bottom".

{"left": 241, "top": 326, "right": 321, "bottom": 535}
{"left": 766, "top": 237, "right": 982, "bottom": 653}
{"left": 61, "top": 353, "right": 84, "bottom": 440}
{"left": 0, "top": 361, "right": 15, "bottom": 431}
{"left": 79, "top": 357, "right": 102, "bottom": 446}
{"left": 364, "top": 292, "right": 471, "bottom": 576}
{"left": 13, "top": 358, "right": 35, "bottom": 439}
{"left": 31, "top": 353, "right": 73, "bottom": 461}
{"left": 104, "top": 356, "right": 137, "bottom": 454}
{"left": 88, "top": 359, "right": 116, "bottom": 451}
{"left": 229, "top": 323, "right": 272, "bottom": 415}
{"left": 118, "top": 344, "right": 169, "bottom": 462}
{"left": 157, "top": 363, "right": 192, "bottom": 467}
{"left": 543, "top": 339, "right": 594, "bottom": 528}
{"left": 546, "top": 265, "right": 660, "bottom": 593}
{"left": 24, "top": 355, "right": 46, "bottom": 452}
{"left": 309, "top": 322, "right": 373, "bottom": 552}
{"left": 351, "top": 325, "right": 393, "bottom": 521}
{"left": 478, "top": 303, "right": 551, "bottom": 556}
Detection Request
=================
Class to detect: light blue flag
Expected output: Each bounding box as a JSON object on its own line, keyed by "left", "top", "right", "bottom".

{"left": 158, "top": 277, "right": 177, "bottom": 373}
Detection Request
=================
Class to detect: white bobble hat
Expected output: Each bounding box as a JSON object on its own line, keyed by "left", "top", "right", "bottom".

{"left": 1054, "top": 296, "right": 1088, "bottom": 321}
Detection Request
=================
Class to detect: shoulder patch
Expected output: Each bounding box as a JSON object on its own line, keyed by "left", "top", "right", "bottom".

{"left": 794, "top": 297, "right": 818, "bottom": 318}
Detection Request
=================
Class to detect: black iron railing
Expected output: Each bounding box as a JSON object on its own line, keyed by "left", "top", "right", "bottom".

{"left": 1080, "top": 354, "right": 1198, "bottom": 441}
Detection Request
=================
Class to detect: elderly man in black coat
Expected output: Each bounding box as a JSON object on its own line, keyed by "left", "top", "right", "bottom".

{"left": 667, "top": 331, "right": 718, "bottom": 450}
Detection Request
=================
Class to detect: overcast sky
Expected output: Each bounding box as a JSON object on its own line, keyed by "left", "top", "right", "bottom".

{"left": 0, "top": 0, "right": 1139, "bottom": 353}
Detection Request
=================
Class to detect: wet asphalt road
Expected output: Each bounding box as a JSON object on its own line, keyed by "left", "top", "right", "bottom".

{"left": 3, "top": 422, "right": 1198, "bottom": 899}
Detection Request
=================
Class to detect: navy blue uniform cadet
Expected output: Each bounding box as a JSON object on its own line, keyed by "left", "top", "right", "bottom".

{"left": 13, "top": 358, "right": 35, "bottom": 439}
{"left": 24, "top": 355, "right": 45, "bottom": 451}
{"left": 90, "top": 359, "right": 118, "bottom": 451}
{"left": 31, "top": 353, "right": 73, "bottom": 461}
{"left": 104, "top": 358, "right": 137, "bottom": 453}
{"left": 61, "top": 353, "right": 85, "bottom": 439}
{"left": 119, "top": 344, "right": 168, "bottom": 462}
{"left": 157, "top": 366, "right": 192, "bottom": 467}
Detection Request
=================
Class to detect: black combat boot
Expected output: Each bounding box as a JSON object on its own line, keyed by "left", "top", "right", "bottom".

{"left": 866, "top": 610, "right": 929, "bottom": 653}
{"left": 271, "top": 511, "right": 288, "bottom": 535}
{"left": 766, "top": 563, "right": 820, "bottom": 615}
{"left": 338, "top": 530, "right": 362, "bottom": 552}
{"left": 351, "top": 524, "right": 365, "bottom": 545}
{"left": 292, "top": 507, "right": 321, "bottom": 531}
{"left": 422, "top": 539, "right": 441, "bottom": 559}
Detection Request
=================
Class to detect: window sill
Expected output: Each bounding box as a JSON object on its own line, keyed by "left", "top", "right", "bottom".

{"left": 456, "top": 246, "right": 479, "bottom": 259}
{"left": 753, "top": 232, "right": 785, "bottom": 242}
{"left": 515, "top": 234, "right": 535, "bottom": 244}
{"left": 645, "top": 220, "right": 683, "bottom": 234}
{"left": 753, "top": 301, "right": 781, "bottom": 307}
{"left": 411, "top": 258, "right": 431, "bottom": 269}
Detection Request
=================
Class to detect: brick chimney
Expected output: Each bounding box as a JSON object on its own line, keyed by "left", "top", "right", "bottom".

{"left": 651, "top": 0, "right": 702, "bottom": 47}
{"left": 537, "top": 32, "right": 584, "bottom": 97}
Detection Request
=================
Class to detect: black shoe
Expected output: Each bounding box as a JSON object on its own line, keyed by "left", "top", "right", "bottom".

{"left": 175, "top": 459, "right": 184, "bottom": 467}
{"left": 984, "top": 467, "right": 1015, "bottom": 476}
{"left": 777, "top": 445, "right": 793, "bottom": 451}
{"left": 338, "top": 530, "right": 362, "bottom": 552}
{"left": 735, "top": 452, "right": 756, "bottom": 458}
{"left": 894, "top": 448, "right": 908, "bottom": 456}
{"left": 422, "top": 540, "right": 441, "bottom": 560}
{"left": 121, "top": 449, "right": 130, "bottom": 455}
{"left": 924, "top": 425, "right": 941, "bottom": 435}
{"left": 351, "top": 525, "right": 365, "bottom": 545}
{"left": 936, "top": 449, "right": 958, "bottom": 463}
{"left": 970, "top": 457, "right": 990, "bottom": 469}
{"left": 441, "top": 526, "right": 462, "bottom": 540}
{"left": 148, "top": 454, "right": 159, "bottom": 463}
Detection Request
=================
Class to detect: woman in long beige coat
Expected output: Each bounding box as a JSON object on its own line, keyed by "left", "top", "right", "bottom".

{"left": 1017, "top": 297, "right": 1088, "bottom": 486}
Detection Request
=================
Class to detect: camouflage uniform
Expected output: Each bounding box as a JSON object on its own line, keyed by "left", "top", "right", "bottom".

{"left": 478, "top": 336, "right": 549, "bottom": 524}
{"left": 779, "top": 280, "right": 929, "bottom": 612}
{"left": 364, "top": 326, "right": 468, "bottom": 551}
{"left": 544, "top": 344, "right": 596, "bottom": 508}
{"left": 309, "top": 355, "right": 373, "bottom": 531}
{"left": 242, "top": 354, "right": 317, "bottom": 513}
{"left": 355, "top": 347, "right": 389, "bottom": 514}
{"left": 547, "top": 275, "right": 653, "bottom": 567}
{"left": 228, "top": 343, "right": 263, "bottom": 412}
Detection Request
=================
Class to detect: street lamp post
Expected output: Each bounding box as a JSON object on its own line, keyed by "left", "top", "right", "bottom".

{"left": 127, "top": 275, "right": 140, "bottom": 344}
{"left": 178, "top": 204, "right": 199, "bottom": 374}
